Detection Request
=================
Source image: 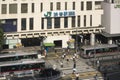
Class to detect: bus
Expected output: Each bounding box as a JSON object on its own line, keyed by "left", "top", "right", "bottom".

{"left": 80, "top": 44, "right": 118, "bottom": 59}
{"left": 0, "top": 59, "right": 45, "bottom": 78}
{"left": 0, "top": 51, "right": 38, "bottom": 62}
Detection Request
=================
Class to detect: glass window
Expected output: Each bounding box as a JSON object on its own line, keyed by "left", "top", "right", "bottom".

{"left": 95, "top": 1, "right": 102, "bottom": 10}
{"left": 77, "top": 16, "right": 80, "bottom": 27}
{"left": 47, "top": 18, "right": 52, "bottom": 29}
{"left": 64, "top": 17, "right": 68, "bottom": 28}
{"left": 73, "top": 2, "right": 75, "bottom": 10}
{"left": 56, "top": 2, "right": 61, "bottom": 10}
{"left": 54, "top": 18, "right": 60, "bottom": 28}
{"left": 41, "top": 18, "right": 44, "bottom": 29}
{"left": 50, "top": 2, "right": 53, "bottom": 11}
{"left": 84, "top": 15, "right": 86, "bottom": 27}
{"left": 90, "top": 15, "right": 92, "bottom": 26}
{"left": 65, "top": 2, "right": 67, "bottom": 10}
{"left": 21, "top": 3, "right": 28, "bottom": 13}
{"left": 81, "top": 2, "right": 84, "bottom": 11}
{"left": 21, "top": 18, "right": 26, "bottom": 30}
{"left": 1, "top": 4, "right": 7, "bottom": 14}
{"left": 32, "top": 3, "right": 34, "bottom": 13}
{"left": 9, "top": 4, "right": 17, "bottom": 14}
{"left": 87, "top": 1, "right": 92, "bottom": 10}
{"left": 72, "top": 17, "right": 75, "bottom": 27}
{"left": 29, "top": 18, "right": 34, "bottom": 30}
{"left": 40, "top": 3, "right": 43, "bottom": 12}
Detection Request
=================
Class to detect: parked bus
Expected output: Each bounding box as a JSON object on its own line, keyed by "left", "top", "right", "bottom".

{"left": 0, "top": 59, "right": 45, "bottom": 78}
{"left": 0, "top": 51, "right": 38, "bottom": 62}
{"left": 80, "top": 44, "right": 118, "bottom": 59}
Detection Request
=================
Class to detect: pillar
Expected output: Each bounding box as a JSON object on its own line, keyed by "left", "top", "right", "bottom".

{"left": 90, "top": 33, "right": 95, "bottom": 45}
{"left": 108, "top": 38, "right": 112, "bottom": 44}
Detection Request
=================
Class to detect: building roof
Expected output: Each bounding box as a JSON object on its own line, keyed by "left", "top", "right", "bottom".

{"left": 101, "top": 32, "right": 120, "bottom": 37}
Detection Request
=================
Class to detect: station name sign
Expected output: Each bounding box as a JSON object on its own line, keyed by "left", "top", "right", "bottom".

{"left": 42, "top": 10, "right": 75, "bottom": 17}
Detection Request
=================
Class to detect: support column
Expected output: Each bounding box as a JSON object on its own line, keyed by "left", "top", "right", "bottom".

{"left": 90, "top": 33, "right": 95, "bottom": 45}
{"left": 44, "top": 18, "right": 47, "bottom": 30}
{"left": 108, "top": 38, "right": 112, "bottom": 44}
{"left": 52, "top": 18, "right": 54, "bottom": 29}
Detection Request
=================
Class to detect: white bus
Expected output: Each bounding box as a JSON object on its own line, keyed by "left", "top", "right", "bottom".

{"left": 0, "top": 59, "right": 45, "bottom": 78}
{"left": 0, "top": 51, "right": 38, "bottom": 62}
{"left": 80, "top": 44, "right": 118, "bottom": 59}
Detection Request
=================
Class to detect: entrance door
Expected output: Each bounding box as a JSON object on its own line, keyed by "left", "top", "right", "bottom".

{"left": 54, "top": 40, "right": 62, "bottom": 48}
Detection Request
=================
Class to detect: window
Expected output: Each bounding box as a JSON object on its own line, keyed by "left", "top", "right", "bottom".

{"left": 112, "top": 0, "right": 114, "bottom": 3}
{"left": 73, "top": 2, "right": 75, "bottom": 10}
{"left": 95, "top": 1, "right": 102, "bottom": 10}
{"left": 32, "top": 3, "right": 34, "bottom": 13}
{"left": 1, "top": 4, "right": 7, "bottom": 14}
{"left": 77, "top": 16, "right": 80, "bottom": 27}
{"left": 47, "top": 18, "right": 52, "bottom": 29}
{"left": 57, "top": 2, "right": 61, "bottom": 10}
{"left": 54, "top": 18, "right": 60, "bottom": 28}
{"left": 81, "top": 2, "right": 84, "bottom": 11}
{"left": 64, "top": 17, "right": 68, "bottom": 28}
{"left": 41, "top": 18, "right": 44, "bottom": 29}
{"left": 72, "top": 17, "right": 75, "bottom": 27}
{"left": 40, "top": 3, "right": 43, "bottom": 12}
{"left": 90, "top": 15, "right": 92, "bottom": 26}
{"left": 65, "top": 2, "right": 67, "bottom": 10}
{"left": 21, "top": 3, "right": 28, "bottom": 13}
{"left": 21, "top": 18, "right": 26, "bottom": 30}
{"left": 50, "top": 2, "right": 53, "bottom": 11}
{"left": 9, "top": 4, "right": 17, "bottom": 14}
{"left": 87, "top": 1, "right": 92, "bottom": 10}
{"left": 29, "top": 18, "right": 34, "bottom": 30}
{"left": 84, "top": 15, "right": 86, "bottom": 27}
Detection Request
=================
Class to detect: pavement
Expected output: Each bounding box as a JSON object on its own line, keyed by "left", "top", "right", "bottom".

{"left": 0, "top": 46, "right": 104, "bottom": 80}
{"left": 46, "top": 54, "right": 103, "bottom": 80}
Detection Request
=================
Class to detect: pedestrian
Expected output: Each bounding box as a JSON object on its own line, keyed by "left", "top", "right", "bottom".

{"left": 94, "top": 74, "right": 98, "bottom": 80}
{"left": 73, "top": 61, "right": 76, "bottom": 73}
{"left": 73, "top": 56, "right": 76, "bottom": 62}
{"left": 60, "top": 61, "right": 63, "bottom": 68}
{"left": 75, "top": 73, "right": 79, "bottom": 80}
{"left": 53, "top": 64, "right": 57, "bottom": 70}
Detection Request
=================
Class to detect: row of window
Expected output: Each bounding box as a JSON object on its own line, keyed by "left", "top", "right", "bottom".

{"left": 1, "top": 1, "right": 102, "bottom": 14}
{"left": 41, "top": 15, "right": 92, "bottom": 29}
{"left": 2, "top": 15, "right": 92, "bottom": 31}
{"left": 104, "top": 0, "right": 120, "bottom": 3}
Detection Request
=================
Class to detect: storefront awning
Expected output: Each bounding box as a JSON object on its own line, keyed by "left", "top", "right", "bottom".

{"left": 43, "top": 43, "right": 55, "bottom": 47}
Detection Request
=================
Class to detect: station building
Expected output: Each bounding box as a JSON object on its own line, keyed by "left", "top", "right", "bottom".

{"left": 101, "top": 0, "right": 120, "bottom": 44}
{"left": 0, "top": 0, "right": 104, "bottom": 49}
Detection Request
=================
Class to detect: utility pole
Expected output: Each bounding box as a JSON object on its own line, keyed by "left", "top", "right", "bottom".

{"left": 75, "top": 28, "right": 78, "bottom": 54}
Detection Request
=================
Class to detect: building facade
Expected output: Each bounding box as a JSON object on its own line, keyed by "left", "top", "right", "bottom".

{"left": 102, "top": 0, "right": 120, "bottom": 44}
{"left": 0, "top": 0, "right": 104, "bottom": 49}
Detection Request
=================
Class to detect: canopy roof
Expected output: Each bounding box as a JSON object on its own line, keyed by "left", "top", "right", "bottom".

{"left": 43, "top": 43, "right": 55, "bottom": 47}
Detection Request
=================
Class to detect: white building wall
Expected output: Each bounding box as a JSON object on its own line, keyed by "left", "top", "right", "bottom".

{"left": 102, "top": 2, "right": 120, "bottom": 34}
{"left": 102, "top": 2, "right": 111, "bottom": 33}
{"left": 111, "top": 4, "right": 120, "bottom": 34}
{"left": 0, "top": 0, "right": 103, "bottom": 48}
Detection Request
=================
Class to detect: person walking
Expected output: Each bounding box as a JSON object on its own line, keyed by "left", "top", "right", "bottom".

{"left": 73, "top": 61, "right": 76, "bottom": 73}
{"left": 60, "top": 61, "right": 63, "bottom": 68}
{"left": 75, "top": 73, "right": 79, "bottom": 80}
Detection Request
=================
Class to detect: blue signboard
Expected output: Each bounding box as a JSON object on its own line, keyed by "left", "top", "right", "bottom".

{"left": 43, "top": 10, "right": 75, "bottom": 17}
